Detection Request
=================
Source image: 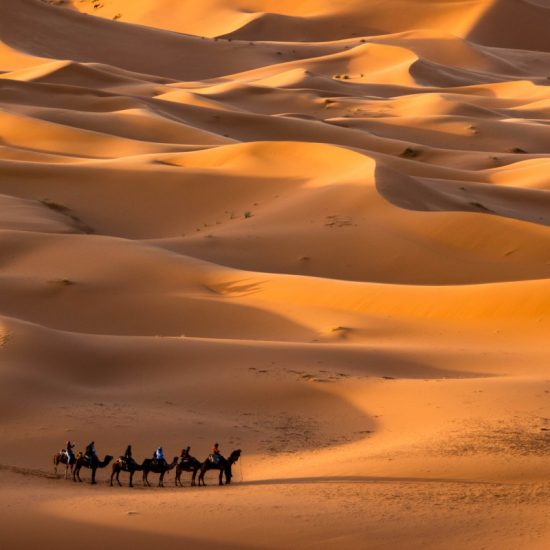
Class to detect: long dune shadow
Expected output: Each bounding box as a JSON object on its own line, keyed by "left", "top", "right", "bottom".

{"left": 239, "top": 475, "right": 495, "bottom": 487}
{"left": 374, "top": 163, "right": 550, "bottom": 230}
{"left": 2, "top": 512, "right": 264, "bottom": 550}
{"left": 0, "top": 463, "right": 495, "bottom": 489}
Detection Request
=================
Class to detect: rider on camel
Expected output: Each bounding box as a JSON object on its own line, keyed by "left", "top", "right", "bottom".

{"left": 122, "top": 445, "right": 133, "bottom": 464}
{"left": 85, "top": 441, "right": 97, "bottom": 465}
{"left": 210, "top": 443, "right": 222, "bottom": 464}
{"left": 154, "top": 446, "right": 166, "bottom": 467}
{"left": 180, "top": 446, "right": 191, "bottom": 462}
{"left": 65, "top": 440, "right": 75, "bottom": 462}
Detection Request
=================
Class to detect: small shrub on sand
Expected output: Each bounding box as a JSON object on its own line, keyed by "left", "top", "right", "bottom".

{"left": 40, "top": 199, "right": 70, "bottom": 214}
{"left": 469, "top": 201, "right": 494, "bottom": 213}
{"left": 400, "top": 147, "right": 421, "bottom": 159}
{"left": 50, "top": 279, "right": 75, "bottom": 286}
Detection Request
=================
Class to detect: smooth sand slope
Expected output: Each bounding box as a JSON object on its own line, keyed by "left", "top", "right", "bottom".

{"left": 0, "top": 1, "right": 549, "bottom": 549}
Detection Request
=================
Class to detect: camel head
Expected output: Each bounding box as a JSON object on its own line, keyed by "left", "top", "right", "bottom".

{"left": 229, "top": 449, "right": 242, "bottom": 464}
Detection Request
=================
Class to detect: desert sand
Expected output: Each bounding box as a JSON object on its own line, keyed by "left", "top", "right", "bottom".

{"left": 0, "top": 0, "right": 549, "bottom": 548}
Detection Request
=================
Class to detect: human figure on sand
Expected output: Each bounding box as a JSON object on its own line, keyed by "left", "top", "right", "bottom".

{"left": 142, "top": 454, "right": 178, "bottom": 487}
{"left": 53, "top": 440, "right": 77, "bottom": 479}
{"left": 175, "top": 446, "right": 202, "bottom": 487}
{"left": 52, "top": 441, "right": 242, "bottom": 487}
{"left": 153, "top": 446, "right": 166, "bottom": 468}
{"left": 198, "top": 447, "right": 241, "bottom": 487}
{"left": 85, "top": 441, "right": 97, "bottom": 466}
{"left": 111, "top": 445, "right": 142, "bottom": 488}
{"left": 73, "top": 442, "right": 113, "bottom": 484}
{"left": 66, "top": 440, "right": 75, "bottom": 463}
{"left": 210, "top": 442, "right": 222, "bottom": 464}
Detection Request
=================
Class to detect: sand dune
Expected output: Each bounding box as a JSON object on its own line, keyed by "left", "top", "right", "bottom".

{"left": 0, "top": 1, "right": 549, "bottom": 549}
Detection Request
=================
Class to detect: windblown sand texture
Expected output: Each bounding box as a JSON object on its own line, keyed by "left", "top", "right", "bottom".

{"left": 0, "top": 1, "right": 549, "bottom": 548}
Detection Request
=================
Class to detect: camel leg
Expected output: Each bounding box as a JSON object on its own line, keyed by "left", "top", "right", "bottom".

{"left": 117, "top": 471, "right": 122, "bottom": 486}
{"left": 91, "top": 468, "right": 97, "bottom": 485}
{"left": 143, "top": 471, "right": 150, "bottom": 487}
{"left": 159, "top": 472, "right": 164, "bottom": 487}
{"left": 175, "top": 471, "right": 179, "bottom": 487}
{"left": 129, "top": 471, "right": 134, "bottom": 488}
{"left": 219, "top": 469, "right": 224, "bottom": 486}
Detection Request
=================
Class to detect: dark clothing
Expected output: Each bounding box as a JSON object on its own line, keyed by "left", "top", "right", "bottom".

{"left": 124, "top": 446, "right": 132, "bottom": 460}
{"left": 85, "top": 442, "right": 97, "bottom": 464}
{"left": 181, "top": 446, "right": 191, "bottom": 459}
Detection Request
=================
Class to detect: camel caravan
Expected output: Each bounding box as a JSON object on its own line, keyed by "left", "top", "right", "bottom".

{"left": 53, "top": 441, "right": 242, "bottom": 487}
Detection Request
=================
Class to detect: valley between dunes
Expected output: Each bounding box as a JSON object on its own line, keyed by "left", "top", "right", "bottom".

{"left": 0, "top": 1, "right": 549, "bottom": 548}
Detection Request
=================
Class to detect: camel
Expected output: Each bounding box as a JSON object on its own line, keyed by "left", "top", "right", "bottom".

{"left": 175, "top": 454, "right": 202, "bottom": 487}
{"left": 53, "top": 450, "right": 76, "bottom": 479}
{"left": 73, "top": 453, "right": 113, "bottom": 484}
{"left": 197, "top": 449, "right": 241, "bottom": 487}
{"left": 110, "top": 457, "right": 143, "bottom": 487}
{"left": 141, "top": 457, "right": 178, "bottom": 487}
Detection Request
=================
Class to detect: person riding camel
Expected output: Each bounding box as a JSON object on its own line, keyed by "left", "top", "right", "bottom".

{"left": 85, "top": 441, "right": 97, "bottom": 466}
{"left": 180, "top": 446, "right": 191, "bottom": 463}
{"left": 122, "top": 445, "right": 133, "bottom": 464}
{"left": 65, "top": 440, "right": 75, "bottom": 462}
{"left": 210, "top": 443, "right": 222, "bottom": 464}
{"left": 154, "top": 446, "right": 166, "bottom": 467}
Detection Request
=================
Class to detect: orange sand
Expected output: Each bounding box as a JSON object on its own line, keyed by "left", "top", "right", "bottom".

{"left": 0, "top": 1, "right": 548, "bottom": 548}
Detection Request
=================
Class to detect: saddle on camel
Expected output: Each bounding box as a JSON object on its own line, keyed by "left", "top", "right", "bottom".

{"left": 175, "top": 446, "right": 202, "bottom": 487}
{"left": 53, "top": 440, "right": 77, "bottom": 479}
{"left": 110, "top": 445, "right": 142, "bottom": 487}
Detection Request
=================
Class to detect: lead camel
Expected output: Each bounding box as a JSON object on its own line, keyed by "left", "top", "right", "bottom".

{"left": 197, "top": 449, "right": 241, "bottom": 486}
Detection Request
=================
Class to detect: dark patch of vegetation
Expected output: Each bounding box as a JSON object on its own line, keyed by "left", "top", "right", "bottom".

{"left": 400, "top": 147, "right": 421, "bottom": 159}
{"left": 40, "top": 199, "right": 70, "bottom": 214}
{"left": 40, "top": 199, "right": 94, "bottom": 234}
{"left": 469, "top": 201, "right": 494, "bottom": 213}
{"left": 50, "top": 279, "right": 74, "bottom": 286}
